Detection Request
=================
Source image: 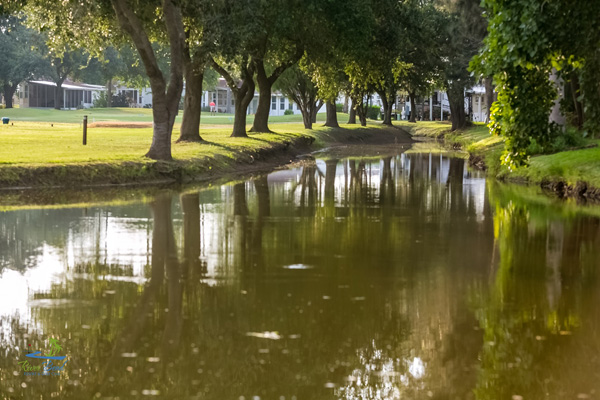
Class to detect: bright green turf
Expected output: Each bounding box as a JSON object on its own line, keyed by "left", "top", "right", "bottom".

{"left": 0, "top": 107, "right": 337, "bottom": 124}
{"left": 508, "top": 142, "right": 600, "bottom": 188}
{"left": 0, "top": 120, "right": 381, "bottom": 165}
{"left": 397, "top": 120, "right": 600, "bottom": 187}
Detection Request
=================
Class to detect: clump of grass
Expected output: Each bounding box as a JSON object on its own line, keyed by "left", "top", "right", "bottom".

{"left": 507, "top": 140, "right": 600, "bottom": 188}
{"left": 526, "top": 126, "right": 587, "bottom": 156}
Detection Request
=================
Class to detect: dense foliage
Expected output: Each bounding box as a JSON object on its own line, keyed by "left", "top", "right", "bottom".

{"left": 473, "top": 0, "right": 600, "bottom": 168}
{"left": 9, "top": 0, "right": 583, "bottom": 165}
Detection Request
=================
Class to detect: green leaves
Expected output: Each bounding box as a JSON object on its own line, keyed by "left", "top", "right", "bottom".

{"left": 474, "top": 0, "right": 600, "bottom": 167}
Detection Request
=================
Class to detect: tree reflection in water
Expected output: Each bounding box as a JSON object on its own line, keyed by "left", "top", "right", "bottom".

{"left": 0, "top": 153, "right": 599, "bottom": 399}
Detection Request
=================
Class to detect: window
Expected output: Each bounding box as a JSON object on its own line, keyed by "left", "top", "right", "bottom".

{"left": 288, "top": 99, "right": 293, "bottom": 110}
{"left": 280, "top": 97, "right": 285, "bottom": 110}
{"left": 271, "top": 95, "right": 277, "bottom": 110}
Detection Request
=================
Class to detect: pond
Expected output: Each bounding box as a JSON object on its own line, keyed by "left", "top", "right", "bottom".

{"left": 1, "top": 148, "right": 599, "bottom": 399}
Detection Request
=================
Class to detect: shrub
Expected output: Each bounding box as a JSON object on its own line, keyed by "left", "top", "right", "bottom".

{"left": 93, "top": 91, "right": 108, "bottom": 108}
{"left": 284, "top": 109, "right": 294, "bottom": 115}
{"left": 94, "top": 92, "right": 130, "bottom": 108}
{"left": 111, "top": 93, "right": 130, "bottom": 107}
{"left": 526, "top": 125, "right": 586, "bottom": 155}
{"left": 336, "top": 103, "right": 344, "bottom": 112}
{"left": 367, "top": 105, "right": 381, "bottom": 120}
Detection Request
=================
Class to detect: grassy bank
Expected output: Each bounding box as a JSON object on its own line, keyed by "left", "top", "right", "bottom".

{"left": 0, "top": 107, "right": 341, "bottom": 125}
{"left": 397, "top": 120, "right": 600, "bottom": 199}
{"left": 0, "top": 120, "right": 408, "bottom": 188}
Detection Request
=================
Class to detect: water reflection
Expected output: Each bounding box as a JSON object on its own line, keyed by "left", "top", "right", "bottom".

{"left": 0, "top": 152, "right": 599, "bottom": 399}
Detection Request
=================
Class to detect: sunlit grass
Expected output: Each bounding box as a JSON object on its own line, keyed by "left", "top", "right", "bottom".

{"left": 0, "top": 107, "right": 340, "bottom": 125}
{"left": 395, "top": 120, "right": 451, "bottom": 137}
{"left": 0, "top": 120, "right": 386, "bottom": 165}
{"left": 508, "top": 141, "right": 600, "bottom": 188}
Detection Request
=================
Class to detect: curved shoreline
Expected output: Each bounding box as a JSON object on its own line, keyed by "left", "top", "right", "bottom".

{"left": 0, "top": 125, "right": 413, "bottom": 190}
{"left": 395, "top": 121, "right": 600, "bottom": 203}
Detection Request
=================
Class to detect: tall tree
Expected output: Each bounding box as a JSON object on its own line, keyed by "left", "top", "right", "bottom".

{"left": 399, "top": 1, "right": 445, "bottom": 124}
{"left": 274, "top": 64, "right": 322, "bottom": 130}
{"left": 472, "top": 0, "right": 600, "bottom": 167}
{"left": 177, "top": 0, "right": 214, "bottom": 142}
{"left": 111, "top": 0, "right": 186, "bottom": 159}
{"left": 203, "top": 0, "right": 261, "bottom": 138}
{"left": 44, "top": 47, "right": 88, "bottom": 110}
{"left": 248, "top": 1, "right": 312, "bottom": 133}
{"left": 26, "top": 0, "right": 188, "bottom": 161}
{"left": 0, "top": 15, "right": 46, "bottom": 108}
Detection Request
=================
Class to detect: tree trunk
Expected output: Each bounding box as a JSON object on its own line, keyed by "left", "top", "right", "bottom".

{"left": 54, "top": 80, "right": 65, "bottom": 110}
{"left": 409, "top": 91, "right": 417, "bottom": 123}
{"left": 379, "top": 92, "right": 393, "bottom": 126}
{"left": 147, "top": 102, "right": 176, "bottom": 159}
{"left": 449, "top": 96, "right": 466, "bottom": 131}
{"left": 110, "top": 0, "right": 186, "bottom": 161}
{"left": 179, "top": 60, "right": 204, "bottom": 142}
{"left": 3, "top": 84, "right": 16, "bottom": 108}
{"left": 301, "top": 107, "right": 313, "bottom": 129}
{"left": 348, "top": 106, "right": 356, "bottom": 124}
{"left": 251, "top": 65, "right": 273, "bottom": 133}
{"left": 210, "top": 58, "right": 255, "bottom": 138}
{"left": 232, "top": 83, "right": 254, "bottom": 137}
{"left": 355, "top": 96, "right": 367, "bottom": 126}
{"left": 107, "top": 78, "right": 113, "bottom": 108}
{"left": 570, "top": 74, "right": 584, "bottom": 130}
{"left": 343, "top": 96, "right": 349, "bottom": 113}
{"left": 324, "top": 101, "right": 339, "bottom": 128}
{"left": 483, "top": 77, "right": 494, "bottom": 123}
{"left": 357, "top": 105, "right": 367, "bottom": 126}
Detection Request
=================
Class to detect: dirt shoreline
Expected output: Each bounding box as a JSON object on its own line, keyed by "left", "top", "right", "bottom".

{"left": 0, "top": 126, "right": 413, "bottom": 190}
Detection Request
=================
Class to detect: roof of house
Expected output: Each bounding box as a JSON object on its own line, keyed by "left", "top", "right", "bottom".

{"left": 28, "top": 80, "right": 106, "bottom": 91}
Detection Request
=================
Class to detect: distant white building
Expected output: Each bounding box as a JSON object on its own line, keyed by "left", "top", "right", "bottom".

{"left": 466, "top": 85, "right": 487, "bottom": 122}
{"left": 18, "top": 80, "right": 105, "bottom": 109}
{"left": 113, "top": 84, "right": 153, "bottom": 108}
{"left": 203, "top": 78, "right": 322, "bottom": 116}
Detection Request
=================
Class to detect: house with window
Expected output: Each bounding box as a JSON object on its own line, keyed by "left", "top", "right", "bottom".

{"left": 18, "top": 80, "right": 105, "bottom": 109}
{"left": 113, "top": 84, "right": 153, "bottom": 108}
{"left": 466, "top": 85, "right": 487, "bottom": 122}
{"left": 202, "top": 78, "right": 321, "bottom": 116}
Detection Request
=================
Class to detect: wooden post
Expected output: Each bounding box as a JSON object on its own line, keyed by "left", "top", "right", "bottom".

{"left": 83, "top": 115, "right": 88, "bottom": 145}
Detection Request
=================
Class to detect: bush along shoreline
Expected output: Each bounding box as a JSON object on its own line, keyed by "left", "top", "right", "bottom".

{"left": 396, "top": 121, "right": 600, "bottom": 203}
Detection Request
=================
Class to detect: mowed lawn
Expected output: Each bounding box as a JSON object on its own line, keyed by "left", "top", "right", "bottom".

{"left": 0, "top": 107, "right": 330, "bottom": 124}
{"left": 0, "top": 121, "right": 318, "bottom": 164}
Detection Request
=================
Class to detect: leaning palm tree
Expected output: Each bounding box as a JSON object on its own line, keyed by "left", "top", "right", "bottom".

{"left": 46, "top": 338, "right": 62, "bottom": 356}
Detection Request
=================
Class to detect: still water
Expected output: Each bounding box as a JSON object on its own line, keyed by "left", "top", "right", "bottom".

{"left": 1, "top": 150, "right": 600, "bottom": 399}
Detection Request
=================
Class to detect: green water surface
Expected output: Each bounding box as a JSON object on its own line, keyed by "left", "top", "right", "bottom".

{"left": 1, "top": 151, "right": 599, "bottom": 400}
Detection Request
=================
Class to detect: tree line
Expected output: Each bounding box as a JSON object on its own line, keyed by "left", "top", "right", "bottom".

{"left": 2, "top": 0, "right": 484, "bottom": 161}
{"left": 4, "top": 0, "right": 594, "bottom": 168}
